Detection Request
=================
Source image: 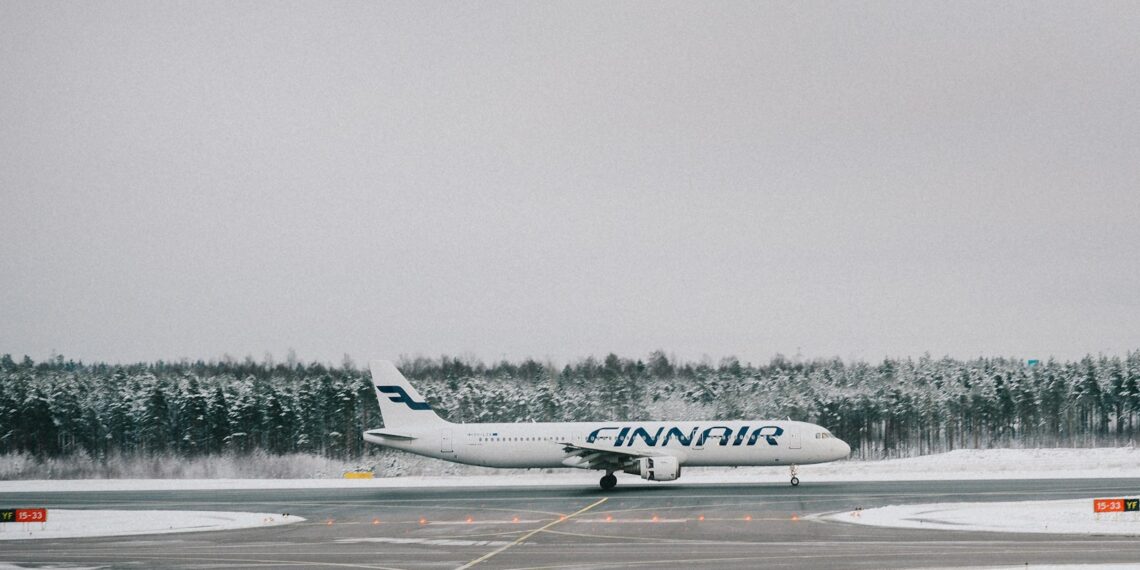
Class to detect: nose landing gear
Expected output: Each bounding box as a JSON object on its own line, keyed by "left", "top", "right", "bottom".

{"left": 789, "top": 464, "right": 799, "bottom": 486}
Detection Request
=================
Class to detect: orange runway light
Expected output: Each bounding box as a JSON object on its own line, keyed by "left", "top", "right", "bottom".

{"left": 605, "top": 515, "right": 613, "bottom": 522}
{"left": 466, "top": 516, "right": 474, "bottom": 523}
{"left": 791, "top": 514, "right": 799, "bottom": 521}
{"left": 372, "top": 518, "right": 381, "bottom": 525}
{"left": 744, "top": 515, "right": 752, "bottom": 521}
{"left": 651, "top": 515, "right": 659, "bottom": 522}
{"left": 512, "top": 516, "right": 520, "bottom": 523}
{"left": 419, "top": 517, "right": 428, "bottom": 525}
{"left": 698, "top": 515, "right": 705, "bottom": 522}
{"left": 326, "top": 519, "right": 334, "bottom": 526}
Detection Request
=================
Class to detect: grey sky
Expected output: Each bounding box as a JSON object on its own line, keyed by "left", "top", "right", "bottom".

{"left": 2, "top": 2, "right": 1138, "bottom": 366}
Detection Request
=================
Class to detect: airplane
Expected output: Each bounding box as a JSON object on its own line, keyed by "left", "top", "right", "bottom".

{"left": 362, "top": 360, "right": 851, "bottom": 489}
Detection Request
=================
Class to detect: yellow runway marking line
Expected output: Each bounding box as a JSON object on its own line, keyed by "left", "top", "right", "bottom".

{"left": 456, "top": 497, "right": 609, "bottom": 570}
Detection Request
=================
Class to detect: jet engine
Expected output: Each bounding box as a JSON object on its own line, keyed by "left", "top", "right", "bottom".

{"left": 632, "top": 456, "right": 680, "bottom": 481}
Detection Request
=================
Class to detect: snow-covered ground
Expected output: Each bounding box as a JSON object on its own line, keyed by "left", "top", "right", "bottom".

{"left": 2, "top": 447, "right": 1137, "bottom": 493}
{"left": 821, "top": 499, "right": 1140, "bottom": 536}
{"left": 916, "top": 567, "right": 1140, "bottom": 570}
{"left": 0, "top": 510, "right": 303, "bottom": 541}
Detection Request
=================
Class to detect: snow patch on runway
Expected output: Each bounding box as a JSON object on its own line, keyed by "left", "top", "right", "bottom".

{"left": 824, "top": 499, "right": 1140, "bottom": 536}
{"left": 0, "top": 509, "right": 303, "bottom": 541}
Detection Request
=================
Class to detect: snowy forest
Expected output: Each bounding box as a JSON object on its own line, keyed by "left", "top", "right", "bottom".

{"left": 2, "top": 351, "right": 1140, "bottom": 473}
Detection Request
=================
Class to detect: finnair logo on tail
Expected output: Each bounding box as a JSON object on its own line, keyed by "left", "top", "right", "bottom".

{"left": 377, "top": 386, "right": 432, "bottom": 410}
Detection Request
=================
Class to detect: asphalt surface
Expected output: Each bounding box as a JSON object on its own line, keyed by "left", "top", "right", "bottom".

{"left": 3, "top": 478, "right": 1140, "bottom": 569}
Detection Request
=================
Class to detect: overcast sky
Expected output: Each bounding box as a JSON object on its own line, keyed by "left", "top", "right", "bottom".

{"left": 2, "top": 2, "right": 1138, "bottom": 366}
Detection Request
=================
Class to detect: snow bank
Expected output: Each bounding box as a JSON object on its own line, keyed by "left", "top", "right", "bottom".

{"left": 1, "top": 448, "right": 1137, "bottom": 493}
{"left": 822, "top": 499, "right": 1140, "bottom": 536}
{"left": 0, "top": 509, "right": 303, "bottom": 541}
{"left": 780, "top": 446, "right": 1140, "bottom": 482}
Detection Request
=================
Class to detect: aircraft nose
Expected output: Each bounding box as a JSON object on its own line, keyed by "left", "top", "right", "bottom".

{"left": 835, "top": 438, "right": 851, "bottom": 459}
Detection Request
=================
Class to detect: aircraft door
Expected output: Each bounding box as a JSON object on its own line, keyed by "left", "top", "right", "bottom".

{"left": 441, "top": 429, "right": 453, "bottom": 453}
{"left": 789, "top": 429, "right": 801, "bottom": 449}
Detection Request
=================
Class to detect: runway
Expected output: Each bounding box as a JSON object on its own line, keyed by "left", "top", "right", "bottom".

{"left": 4, "top": 478, "right": 1140, "bottom": 569}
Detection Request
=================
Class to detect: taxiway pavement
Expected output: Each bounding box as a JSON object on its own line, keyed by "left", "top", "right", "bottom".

{"left": 3, "top": 478, "right": 1140, "bottom": 569}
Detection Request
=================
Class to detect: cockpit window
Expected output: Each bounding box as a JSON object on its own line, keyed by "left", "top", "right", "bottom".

{"left": 814, "top": 432, "right": 833, "bottom": 439}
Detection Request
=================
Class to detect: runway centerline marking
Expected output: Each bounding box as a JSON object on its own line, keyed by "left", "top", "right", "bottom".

{"left": 456, "top": 497, "right": 608, "bottom": 570}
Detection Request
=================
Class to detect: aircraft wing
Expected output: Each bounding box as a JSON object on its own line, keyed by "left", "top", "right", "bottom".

{"left": 558, "top": 441, "right": 674, "bottom": 471}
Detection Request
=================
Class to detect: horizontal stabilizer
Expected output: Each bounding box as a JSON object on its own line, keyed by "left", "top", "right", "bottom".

{"left": 364, "top": 429, "right": 417, "bottom": 441}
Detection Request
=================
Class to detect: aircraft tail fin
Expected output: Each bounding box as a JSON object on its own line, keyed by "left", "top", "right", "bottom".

{"left": 368, "top": 360, "right": 448, "bottom": 429}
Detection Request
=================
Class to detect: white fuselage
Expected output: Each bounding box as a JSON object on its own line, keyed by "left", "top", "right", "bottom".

{"left": 364, "top": 419, "right": 850, "bottom": 469}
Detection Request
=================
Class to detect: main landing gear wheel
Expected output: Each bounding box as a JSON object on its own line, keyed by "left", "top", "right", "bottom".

{"left": 789, "top": 464, "right": 800, "bottom": 486}
{"left": 600, "top": 473, "right": 617, "bottom": 490}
